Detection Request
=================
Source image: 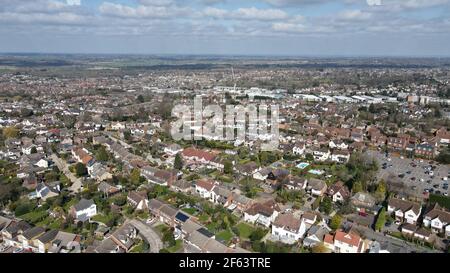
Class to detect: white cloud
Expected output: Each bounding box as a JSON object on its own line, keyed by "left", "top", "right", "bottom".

{"left": 99, "top": 2, "right": 190, "bottom": 19}
{"left": 202, "top": 6, "right": 288, "bottom": 21}
{"left": 66, "top": 0, "right": 81, "bottom": 6}
{"left": 337, "top": 10, "right": 372, "bottom": 21}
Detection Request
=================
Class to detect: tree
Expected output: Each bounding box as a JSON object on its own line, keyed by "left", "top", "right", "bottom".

{"left": 20, "top": 108, "right": 33, "bottom": 117}
{"left": 352, "top": 181, "right": 363, "bottom": 193}
{"left": 375, "top": 208, "right": 386, "bottom": 232}
{"left": 162, "top": 227, "right": 176, "bottom": 247}
{"left": 130, "top": 168, "right": 141, "bottom": 185}
{"left": 123, "top": 130, "right": 132, "bottom": 142}
{"left": 2, "top": 127, "right": 19, "bottom": 139}
{"left": 224, "top": 160, "right": 233, "bottom": 175}
{"left": 329, "top": 214, "right": 343, "bottom": 231}
{"left": 437, "top": 149, "right": 450, "bottom": 164}
{"left": 311, "top": 243, "right": 329, "bottom": 253}
{"left": 75, "top": 163, "right": 88, "bottom": 177}
{"left": 137, "top": 95, "right": 145, "bottom": 103}
{"left": 305, "top": 153, "right": 314, "bottom": 162}
{"left": 96, "top": 146, "right": 109, "bottom": 162}
{"left": 374, "top": 180, "right": 387, "bottom": 201}
{"left": 30, "top": 146, "right": 37, "bottom": 154}
{"left": 319, "top": 197, "right": 333, "bottom": 215}
{"left": 174, "top": 153, "right": 183, "bottom": 170}
{"left": 249, "top": 228, "right": 267, "bottom": 242}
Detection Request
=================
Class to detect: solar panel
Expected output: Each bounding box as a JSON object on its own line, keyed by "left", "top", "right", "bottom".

{"left": 175, "top": 212, "right": 189, "bottom": 223}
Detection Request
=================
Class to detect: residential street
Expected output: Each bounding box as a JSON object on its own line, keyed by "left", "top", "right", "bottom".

{"left": 129, "top": 219, "right": 163, "bottom": 253}
{"left": 50, "top": 154, "right": 83, "bottom": 194}
{"left": 353, "top": 226, "right": 441, "bottom": 253}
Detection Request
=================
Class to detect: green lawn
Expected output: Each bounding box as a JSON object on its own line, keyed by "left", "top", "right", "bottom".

{"left": 167, "top": 239, "right": 183, "bottom": 253}
{"left": 216, "top": 229, "right": 234, "bottom": 244}
{"left": 154, "top": 224, "right": 169, "bottom": 235}
{"left": 182, "top": 207, "right": 197, "bottom": 215}
{"left": 21, "top": 210, "right": 48, "bottom": 224}
{"left": 236, "top": 223, "right": 255, "bottom": 239}
{"left": 206, "top": 222, "right": 219, "bottom": 233}
{"left": 130, "top": 241, "right": 145, "bottom": 253}
{"left": 198, "top": 213, "right": 209, "bottom": 223}
{"left": 92, "top": 214, "right": 114, "bottom": 225}
{"left": 63, "top": 199, "right": 78, "bottom": 212}
{"left": 216, "top": 175, "right": 233, "bottom": 183}
{"left": 47, "top": 218, "right": 64, "bottom": 229}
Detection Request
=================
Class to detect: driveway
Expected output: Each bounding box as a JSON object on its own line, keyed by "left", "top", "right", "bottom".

{"left": 129, "top": 219, "right": 163, "bottom": 253}
{"left": 50, "top": 154, "right": 83, "bottom": 194}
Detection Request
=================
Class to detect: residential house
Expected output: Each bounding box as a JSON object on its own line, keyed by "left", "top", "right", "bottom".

{"left": 351, "top": 192, "right": 377, "bottom": 214}
{"left": 70, "top": 199, "right": 97, "bottom": 222}
{"left": 284, "top": 176, "right": 307, "bottom": 191}
{"left": 271, "top": 213, "right": 306, "bottom": 243}
{"left": 302, "top": 212, "right": 318, "bottom": 226}
{"left": 48, "top": 231, "right": 81, "bottom": 253}
{"left": 148, "top": 199, "right": 178, "bottom": 227}
{"left": 35, "top": 182, "right": 60, "bottom": 201}
{"left": 33, "top": 229, "right": 59, "bottom": 253}
{"left": 18, "top": 226, "right": 45, "bottom": 251}
{"left": 303, "top": 225, "right": 331, "bottom": 248}
{"left": 331, "top": 150, "right": 351, "bottom": 164}
{"left": 329, "top": 139, "right": 348, "bottom": 150}
{"left": 230, "top": 193, "right": 253, "bottom": 213}
{"left": 181, "top": 148, "right": 223, "bottom": 169}
{"left": 327, "top": 181, "right": 350, "bottom": 203}
{"left": 422, "top": 204, "right": 450, "bottom": 235}
{"left": 194, "top": 179, "right": 216, "bottom": 199}
{"left": 324, "top": 230, "right": 366, "bottom": 253}
{"left": 307, "top": 178, "right": 327, "bottom": 197}
{"left": 104, "top": 223, "right": 138, "bottom": 253}
{"left": 170, "top": 179, "right": 192, "bottom": 193}
{"left": 1, "top": 220, "right": 32, "bottom": 247}
{"left": 244, "top": 200, "right": 280, "bottom": 227}
{"left": 253, "top": 167, "right": 273, "bottom": 181}
{"left": 97, "top": 182, "right": 121, "bottom": 198}
{"left": 312, "top": 148, "right": 330, "bottom": 162}
{"left": 88, "top": 162, "right": 113, "bottom": 182}
{"left": 127, "top": 191, "right": 149, "bottom": 211}
{"left": 72, "top": 147, "right": 94, "bottom": 166}
{"left": 236, "top": 161, "right": 260, "bottom": 176}
{"left": 387, "top": 198, "right": 422, "bottom": 224}
{"left": 211, "top": 186, "right": 232, "bottom": 206}
{"left": 292, "top": 142, "right": 306, "bottom": 156}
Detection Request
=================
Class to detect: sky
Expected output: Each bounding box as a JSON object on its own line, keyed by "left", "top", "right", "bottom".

{"left": 0, "top": 0, "right": 450, "bottom": 56}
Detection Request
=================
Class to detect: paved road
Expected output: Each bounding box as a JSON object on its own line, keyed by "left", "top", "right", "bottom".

{"left": 129, "top": 219, "right": 163, "bottom": 253}
{"left": 103, "top": 131, "right": 131, "bottom": 149}
{"left": 50, "top": 154, "right": 83, "bottom": 194}
{"left": 353, "top": 225, "right": 441, "bottom": 253}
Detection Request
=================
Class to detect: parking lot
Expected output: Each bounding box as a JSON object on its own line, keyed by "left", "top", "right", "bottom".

{"left": 367, "top": 151, "right": 450, "bottom": 197}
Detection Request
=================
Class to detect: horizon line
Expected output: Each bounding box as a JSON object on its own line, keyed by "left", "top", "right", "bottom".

{"left": 1, "top": 51, "right": 450, "bottom": 59}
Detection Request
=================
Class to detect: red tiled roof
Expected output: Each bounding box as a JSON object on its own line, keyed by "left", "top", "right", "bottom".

{"left": 196, "top": 179, "right": 215, "bottom": 191}
{"left": 182, "top": 148, "right": 215, "bottom": 162}
{"left": 334, "top": 231, "right": 361, "bottom": 247}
